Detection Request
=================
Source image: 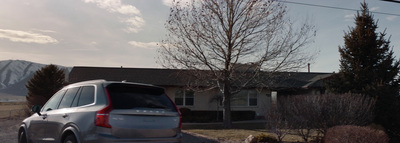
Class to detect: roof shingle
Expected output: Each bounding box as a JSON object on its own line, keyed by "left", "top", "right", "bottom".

{"left": 68, "top": 66, "right": 332, "bottom": 89}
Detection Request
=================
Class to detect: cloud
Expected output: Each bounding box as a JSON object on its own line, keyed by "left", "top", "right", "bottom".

{"left": 162, "top": 0, "right": 192, "bottom": 7}
{"left": 344, "top": 14, "right": 354, "bottom": 21}
{"left": 345, "top": 14, "right": 353, "bottom": 18}
{"left": 128, "top": 41, "right": 159, "bottom": 49}
{"left": 0, "top": 29, "right": 58, "bottom": 44}
{"left": 84, "top": 0, "right": 140, "bottom": 15}
{"left": 370, "top": 7, "right": 379, "bottom": 11}
{"left": 117, "top": 5, "right": 140, "bottom": 15}
{"left": 123, "top": 16, "right": 145, "bottom": 33}
{"left": 83, "top": 0, "right": 144, "bottom": 33}
{"left": 31, "top": 29, "right": 57, "bottom": 33}
{"left": 386, "top": 16, "right": 397, "bottom": 21}
{"left": 162, "top": 0, "right": 174, "bottom": 7}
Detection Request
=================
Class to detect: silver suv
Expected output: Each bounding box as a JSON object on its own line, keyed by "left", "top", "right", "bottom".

{"left": 18, "top": 80, "right": 182, "bottom": 143}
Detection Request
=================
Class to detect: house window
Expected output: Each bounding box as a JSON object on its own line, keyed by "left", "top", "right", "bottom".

{"left": 175, "top": 89, "right": 194, "bottom": 106}
{"left": 249, "top": 91, "right": 257, "bottom": 106}
{"left": 231, "top": 90, "right": 258, "bottom": 106}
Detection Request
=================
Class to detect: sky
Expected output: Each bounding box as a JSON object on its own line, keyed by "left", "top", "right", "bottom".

{"left": 0, "top": 0, "right": 399, "bottom": 73}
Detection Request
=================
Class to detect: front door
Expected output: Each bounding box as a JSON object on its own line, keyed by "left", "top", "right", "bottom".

{"left": 27, "top": 113, "right": 47, "bottom": 142}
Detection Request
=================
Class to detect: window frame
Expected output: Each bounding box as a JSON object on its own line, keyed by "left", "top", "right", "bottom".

{"left": 41, "top": 89, "right": 67, "bottom": 112}
{"left": 74, "top": 86, "right": 96, "bottom": 107}
{"left": 57, "top": 87, "right": 81, "bottom": 109}
{"left": 220, "top": 89, "right": 258, "bottom": 107}
{"left": 248, "top": 90, "right": 258, "bottom": 106}
{"left": 174, "top": 89, "right": 195, "bottom": 106}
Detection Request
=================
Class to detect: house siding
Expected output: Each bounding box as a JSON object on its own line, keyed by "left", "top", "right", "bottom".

{"left": 68, "top": 66, "right": 332, "bottom": 118}
{"left": 165, "top": 87, "right": 272, "bottom": 117}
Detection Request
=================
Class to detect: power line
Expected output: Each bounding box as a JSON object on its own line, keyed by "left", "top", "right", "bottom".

{"left": 278, "top": 1, "right": 400, "bottom": 17}
{"left": 381, "top": 0, "right": 400, "bottom": 4}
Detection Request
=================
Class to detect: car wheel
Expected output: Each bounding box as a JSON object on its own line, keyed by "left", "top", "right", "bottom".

{"left": 18, "top": 131, "right": 27, "bottom": 143}
{"left": 63, "top": 134, "right": 77, "bottom": 143}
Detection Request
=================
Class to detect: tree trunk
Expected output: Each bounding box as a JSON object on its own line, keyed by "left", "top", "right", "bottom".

{"left": 222, "top": 81, "right": 232, "bottom": 128}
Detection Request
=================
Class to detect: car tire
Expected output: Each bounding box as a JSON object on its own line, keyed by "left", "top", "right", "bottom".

{"left": 63, "top": 134, "right": 77, "bottom": 143}
{"left": 18, "top": 131, "right": 27, "bottom": 143}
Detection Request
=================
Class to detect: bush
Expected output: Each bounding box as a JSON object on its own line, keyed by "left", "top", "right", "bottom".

{"left": 266, "top": 94, "right": 376, "bottom": 142}
{"left": 324, "top": 125, "right": 389, "bottom": 143}
{"left": 179, "top": 108, "right": 191, "bottom": 116}
{"left": 179, "top": 108, "right": 192, "bottom": 122}
{"left": 232, "top": 111, "right": 256, "bottom": 121}
{"left": 256, "top": 133, "right": 278, "bottom": 143}
{"left": 180, "top": 110, "right": 255, "bottom": 123}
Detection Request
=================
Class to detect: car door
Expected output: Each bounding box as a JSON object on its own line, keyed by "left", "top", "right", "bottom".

{"left": 26, "top": 113, "right": 47, "bottom": 142}
{"left": 45, "top": 87, "right": 80, "bottom": 142}
{"left": 29, "top": 90, "right": 66, "bottom": 143}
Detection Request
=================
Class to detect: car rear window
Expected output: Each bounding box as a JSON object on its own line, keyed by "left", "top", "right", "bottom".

{"left": 106, "top": 83, "right": 176, "bottom": 111}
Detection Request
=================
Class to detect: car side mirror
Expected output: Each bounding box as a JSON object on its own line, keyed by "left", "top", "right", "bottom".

{"left": 31, "top": 105, "right": 42, "bottom": 116}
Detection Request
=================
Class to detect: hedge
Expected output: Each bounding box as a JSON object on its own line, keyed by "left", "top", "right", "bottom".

{"left": 179, "top": 108, "right": 255, "bottom": 123}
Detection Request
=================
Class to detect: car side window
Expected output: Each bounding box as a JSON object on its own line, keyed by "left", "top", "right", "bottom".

{"left": 58, "top": 87, "right": 80, "bottom": 109}
{"left": 76, "top": 86, "right": 95, "bottom": 106}
{"left": 41, "top": 90, "right": 66, "bottom": 112}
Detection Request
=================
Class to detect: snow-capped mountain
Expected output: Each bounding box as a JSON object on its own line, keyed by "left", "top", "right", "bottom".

{"left": 0, "top": 60, "right": 70, "bottom": 96}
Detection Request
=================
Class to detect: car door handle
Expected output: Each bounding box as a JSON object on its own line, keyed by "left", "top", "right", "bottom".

{"left": 62, "top": 114, "right": 68, "bottom": 118}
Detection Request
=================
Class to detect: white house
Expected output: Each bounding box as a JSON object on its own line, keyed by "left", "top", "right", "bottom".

{"left": 68, "top": 66, "right": 332, "bottom": 118}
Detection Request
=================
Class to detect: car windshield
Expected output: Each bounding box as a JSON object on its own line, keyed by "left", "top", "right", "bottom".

{"left": 106, "top": 83, "right": 176, "bottom": 111}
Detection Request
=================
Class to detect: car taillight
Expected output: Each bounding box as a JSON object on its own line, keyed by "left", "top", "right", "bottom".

{"left": 95, "top": 105, "right": 113, "bottom": 128}
{"left": 176, "top": 105, "right": 182, "bottom": 129}
{"left": 167, "top": 94, "right": 182, "bottom": 129}
{"left": 95, "top": 88, "right": 113, "bottom": 128}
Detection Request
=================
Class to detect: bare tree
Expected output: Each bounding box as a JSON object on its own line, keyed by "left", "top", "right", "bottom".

{"left": 159, "top": 0, "right": 316, "bottom": 128}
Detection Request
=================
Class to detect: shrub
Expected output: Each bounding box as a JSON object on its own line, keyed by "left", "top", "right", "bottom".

{"left": 265, "top": 105, "right": 290, "bottom": 142}
{"left": 190, "top": 111, "right": 218, "bottom": 122}
{"left": 256, "top": 133, "right": 278, "bottom": 143}
{"left": 232, "top": 111, "right": 256, "bottom": 121}
{"left": 179, "top": 108, "right": 192, "bottom": 122}
{"left": 324, "top": 125, "right": 389, "bottom": 143}
{"left": 266, "top": 94, "right": 376, "bottom": 142}
{"left": 179, "top": 108, "right": 191, "bottom": 116}
{"left": 181, "top": 110, "right": 255, "bottom": 123}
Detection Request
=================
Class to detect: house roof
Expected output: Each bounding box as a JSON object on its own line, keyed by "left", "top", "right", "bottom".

{"left": 68, "top": 66, "right": 332, "bottom": 89}
{"left": 69, "top": 67, "right": 187, "bottom": 86}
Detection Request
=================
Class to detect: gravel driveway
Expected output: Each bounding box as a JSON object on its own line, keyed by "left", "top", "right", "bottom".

{"left": 0, "top": 119, "right": 229, "bottom": 143}
{"left": 0, "top": 119, "right": 20, "bottom": 143}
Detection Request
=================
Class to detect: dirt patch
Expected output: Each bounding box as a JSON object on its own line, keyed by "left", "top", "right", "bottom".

{"left": 0, "top": 119, "right": 22, "bottom": 143}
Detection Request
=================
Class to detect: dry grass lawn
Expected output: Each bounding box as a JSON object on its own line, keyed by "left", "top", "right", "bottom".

{"left": 0, "top": 102, "right": 28, "bottom": 119}
{"left": 182, "top": 122, "right": 320, "bottom": 142}
{"left": 185, "top": 129, "right": 311, "bottom": 142}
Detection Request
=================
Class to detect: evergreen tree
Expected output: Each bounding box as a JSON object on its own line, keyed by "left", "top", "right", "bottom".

{"left": 327, "top": 2, "right": 400, "bottom": 140}
{"left": 335, "top": 3, "right": 399, "bottom": 96}
{"left": 26, "top": 64, "right": 66, "bottom": 109}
